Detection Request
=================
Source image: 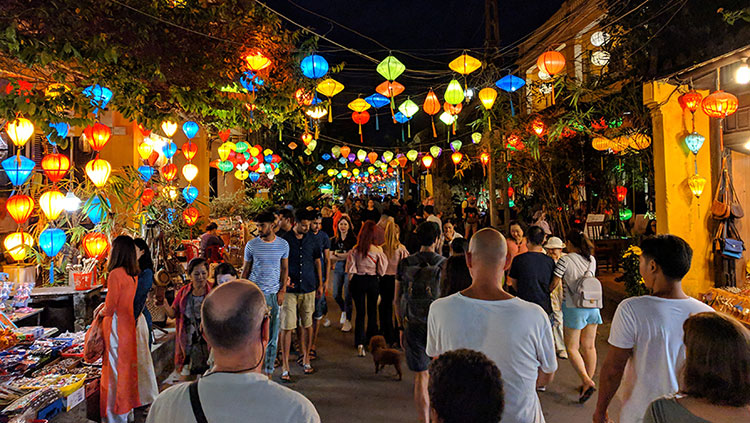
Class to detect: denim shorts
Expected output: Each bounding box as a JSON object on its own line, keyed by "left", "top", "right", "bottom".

{"left": 562, "top": 304, "right": 603, "bottom": 330}
{"left": 314, "top": 295, "right": 328, "bottom": 320}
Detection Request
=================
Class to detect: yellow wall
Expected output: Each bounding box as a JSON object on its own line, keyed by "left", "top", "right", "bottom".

{"left": 644, "top": 81, "right": 713, "bottom": 297}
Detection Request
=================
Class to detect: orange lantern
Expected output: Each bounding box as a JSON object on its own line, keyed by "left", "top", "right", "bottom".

{"left": 41, "top": 153, "right": 70, "bottom": 183}
{"left": 678, "top": 90, "right": 703, "bottom": 113}
{"left": 182, "top": 141, "right": 198, "bottom": 161}
{"left": 443, "top": 102, "right": 463, "bottom": 116}
{"left": 615, "top": 186, "right": 628, "bottom": 202}
{"left": 422, "top": 155, "right": 433, "bottom": 169}
{"left": 397, "top": 155, "right": 408, "bottom": 168}
{"left": 301, "top": 133, "right": 313, "bottom": 146}
{"left": 352, "top": 112, "right": 370, "bottom": 142}
{"left": 451, "top": 151, "right": 463, "bottom": 165}
{"left": 4, "top": 231, "right": 34, "bottom": 261}
{"left": 183, "top": 207, "right": 199, "bottom": 226}
{"left": 531, "top": 119, "right": 546, "bottom": 136}
{"left": 82, "top": 232, "right": 109, "bottom": 259}
{"left": 85, "top": 158, "right": 111, "bottom": 187}
{"left": 376, "top": 81, "right": 406, "bottom": 120}
{"left": 480, "top": 152, "right": 490, "bottom": 166}
{"left": 340, "top": 146, "right": 351, "bottom": 160}
{"left": 6, "top": 194, "right": 34, "bottom": 225}
{"left": 84, "top": 122, "right": 111, "bottom": 151}
{"left": 161, "top": 163, "right": 178, "bottom": 181}
{"left": 245, "top": 51, "right": 271, "bottom": 71}
{"left": 295, "top": 88, "right": 314, "bottom": 106}
{"left": 537, "top": 51, "right": 566, "bottom": 75}
{"left": 701, "top": 90, "right": 739, "bottom": 119}
{"left": 592, "top": 137, "right": 611, "bottom": 151}
{"left": 141, "top": 188, "right": 156, "bottom": 207}
{"left": 367, "top": 151, "right": 378, "bottom": 164}
{"left": 423, "top": 90, "right": 441, "bottom": 137}
{"left": 138, "top": 142, "right": 153, "bottom": 161}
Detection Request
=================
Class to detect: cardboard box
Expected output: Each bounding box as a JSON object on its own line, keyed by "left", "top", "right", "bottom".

{"left": 64, "top": 386, "right": 85, "bottom": 411}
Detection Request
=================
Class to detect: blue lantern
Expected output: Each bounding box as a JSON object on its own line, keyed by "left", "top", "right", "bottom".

{"left": 183, "top": 186, "right": 199, "bottom": 204}
{"left": 87, "top": 196, "right": 110, "bottom": 224}
{"left": 338, "top": 157, "right": 347, "bottom": 165}
{"left": 495, "top": 75, "right": 526, "bottom": 92}
{"left": 39, "top": 228, "right": 66, "bottom": 257}
{"left": 82, "top": 84, "right": 112, "bottom": 115}
{"left": 240, "top": 71, "right": 264, "bottom": 92}
{"left": 315, "top": 164, "right": 324, "bottom": 171}
{"left": 249, "top": 172, "right": 260, "bottom": 183}
{"left": 166, "top": 208, "right": 176, "bottom": 224}
{"left": 163, "top": 142, "right": 177, "bottom": 158}
{"left": 49, "top": 122, "right": 69, "bottom": 138}
{"left": 182, "top": 121, "right": 199, "bottom": 139}
{"left": 684, "top": 132, "right": 705, "bottom": 155}
{"left": 264, "top": 154, "right": 273, "bottom": 163}
{"left": 2, "top": 155, "right": 35, "bottom": 186}
{"left": 301, "top": 54, "right": 329, "bottom": 79}
{"left": 138, "top": 165, "right": 155, "bottom": 182}
{"left": 394, "top": 112, "right": 410, "bottom": 124}
{"left": 322, "top": 153, "right": 331, "bottom": 161}
{"left": 311, "top": 97, "right": 322, "bottom": 105}
{"left": 366, "top": 93, "right": 391, "bottom": 130}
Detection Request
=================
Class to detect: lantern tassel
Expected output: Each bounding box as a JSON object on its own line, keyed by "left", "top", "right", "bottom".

{"left": 551, "top": 86, "right": 556, "bottom": 105}
{"left": 510, "top": 95, "right": 515, "bottom": 116}
{"left": 401, "top": 126, "right": 405, "bottom": 143}
{"left": 375, "top": 111, "right": 380, "bottom": 131}
{"left": 408, "top": 121, "right": 411, "bottom": 138}
{"left": 328, "top": 102, "right": 332, "bottom": 123}
{"left": 452, "top": 121, "right": 456, "bottom": 136}
{"left": 49, "top": 262, "right": 54, "bottom": 285}
{"left": 359, "top": 124, "right": 363, "bottom": 143}
{"left": 431, "top": 118, "right": 437, "bottom": 138}
{"left": 488, "top": 115, "right": 492, "bottom": 131}
{"left": 315, "top": 123, "right": 319, "bottom": 140}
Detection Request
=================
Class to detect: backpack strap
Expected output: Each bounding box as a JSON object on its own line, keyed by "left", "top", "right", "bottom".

{"left": 189, "top": 380, "right": 209, "bottom": 423}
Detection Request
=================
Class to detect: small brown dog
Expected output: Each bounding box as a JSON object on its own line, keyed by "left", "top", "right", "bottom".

{"left": 368, "top": 335, "right": 403, "bottom": 381}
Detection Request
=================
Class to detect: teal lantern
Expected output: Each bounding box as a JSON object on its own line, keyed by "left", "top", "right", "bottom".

{"left": 182, "top": 121, "right": 199, "bottom": 139}
{"left": 87, "top": 196, "right": 110, "bottom": 224}
{"left": 183, "top": 186, "right": 198, "bottom": 204}
{"left": 2, "top": 155, "right": 35, "bottom": 186}
{"left": 619, "top": 208, "right": 633, "bottom": 221}
{"left": 218, "top": 160, "right": 234, "bottom": 172}
{"left": 301, "top": 54, "right": 329, "bottom": 79}
{"left": 39, "top": 228, "right": 66, "bottom": 258}
{"left": 684, "top": 132, "right": 705, "bottom": 155}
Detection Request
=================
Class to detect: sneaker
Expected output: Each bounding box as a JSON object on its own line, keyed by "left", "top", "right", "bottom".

{"left": 357, "top": 345, "right": 366, "bottom": 357}
{"left": 537, "top": 386, "right": 547, "bottom": 392}
{"left": 341, "top": 320, "right": 352, "bottom": 332}
{"left": 323, "top": 318, "right": 331, "bottom": 328}
{"left": 339, "top": 312, "right": 347, "bottom": 325}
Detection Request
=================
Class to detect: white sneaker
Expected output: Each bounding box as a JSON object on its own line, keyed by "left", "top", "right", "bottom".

{"left": 341, "top": 320, "right": 352, "bottom": 332}
{"left": 357, "top": 345, "right": 366, "bottom": 357}
{"left": 323, "top": 318, "right": 331, "bottom": 328}
{"left": 339, "top": 312, "right": 347, "bottom": 325}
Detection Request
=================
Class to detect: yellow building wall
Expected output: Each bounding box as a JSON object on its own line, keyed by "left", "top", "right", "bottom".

{"left": 644, "top": 81, "right": 713, "bottom": 297}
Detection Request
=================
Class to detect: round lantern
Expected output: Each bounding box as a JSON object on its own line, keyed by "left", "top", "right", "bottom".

{"left": 87, "top": 196, "right": 109, "bottom": 224}
{"left": 5, "top": 118, "right": 35, "bottom": 147}
{"left": 182, "top": 141, "right": 198, "bottom": 161}
{"left": 4, "top": 231, "right": 33, "bottom": 261}
{"left": 138, "top": 142, "right": 153, "bottom": 161}
{"left": 478, "top": 88, "right": 497, "bottom": 110}
{"left": 531, "top": 119, "right": 546, "bottom": 136}
{"left": 301, "top": 54, "right": 329, "bottom": 79}
{"left": 628, "top": 133, "right": 652, "bottom": 150}
{"left": 138, "top": 165, "right": 155, "bottom": 182}
{"left": 41, "top": 153, "right": 71, "bottom": 183}
{"left": 444, "top": 79, "right": 464, "bottom": 105}
{"left": 537, "top": 50, "right": 566, "bottom": 75}
{"left": 619, "top": 208, "right": 633, "bottom": 221}
{"left": 678, "top": 90, "right": 703, "bottom": 113}
{"left": 480, "top": 152, "right": 490, "bottom": 165}
{"left": 218, "top": 143, "right": 232, "bottom": 161}
{"left": 701, "top": 90, "right": 739, "bottom": 119}
{"left": 182, "top": 121, "right": 199, "bottom": 139}
{"left": 592, "top": 137, "right": 611, "bottom": 151}
{"left": 406, "top": 150, "right": 419, "bottom": 161}
{"left": 451, "top": 152, "right": 463, "bottom": 165}
{"left": 430, "top": 146, "right": 442, "bottom": 158}
{"left": 182, "top": 163, "right": 199, "bottom": 182}
{"left": 85, "top": 158, "right": 112, "bottom": 187}
{"left": 472, "top": 132, "right": 482, "bottom": 144}
{"left": 82, "top": 232, "right": 109, "bottom": 259}
{"left": 421, "top": 155, "right": 434, "bottom": 169}
{"left": 183, "top": 207, "right": 199, "bottom": 226}
{"left": 688, "top": 174, "right": 707, "bottom": 198}
{"left": 367, "top": 152, "right": 378, "bottom": 164}
{"left": 141, "top": 188, "right": 156, "bottom": 207}
{"left": 161, "top": 163, "right": 178, "bottom": 181}
{"left": 39, "top": 190, "right": 65, "bottom": 220}
{"left": 162, "top": 142, "right": 177, "bottom": 159}
{"left": 590, "top": 31, "right": 610, "bottom": 47}
{"left": 382, "top": 151, "right": 394, "bottom": 163}
{"left": 39, "top": 228, "right": 66, "bottom": 258}
{"left": 62, "top": 191, "right": 81, "bottom": 212}
{"left": 615, "top": 186, "right": 628, "bottom": 202}
{"left": 591, "top": 51, "right": 610, "bottom": 67}
{"left": 6, "top": 194, "right": 34, "bottom": 225}
{"left": 161, "top": 121, "right": 178, "bottom": 137}
{"left": 84, "top": 123, "right": 111, "bottom": 151}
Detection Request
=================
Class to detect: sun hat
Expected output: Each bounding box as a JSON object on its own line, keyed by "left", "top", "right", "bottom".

{"left": 543, "top": 236, "right": 566, "bottom": 250}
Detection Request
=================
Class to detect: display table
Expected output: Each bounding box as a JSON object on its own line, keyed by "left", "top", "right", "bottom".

{"left": 704, "top": 287, "right": 750, "bottom": 327}
{"left": 10, "top": 308, "right": 43, "bottom": 326}
{"left": 30, "top": 286, "right": 102, "bottom": 332}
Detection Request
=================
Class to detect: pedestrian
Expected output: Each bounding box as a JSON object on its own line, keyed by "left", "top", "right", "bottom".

{"left": 533, "top": 210, "right": 552, "bottom": 235}
{"left": 162, "top": 258, "right": 212, "bottom": 379}
{"left": 213, "top": 262, "right": 238, "bottom": 285}
{"left": 280, "top": 210, "right": 322, "bottom": 381}
{"left": 428, "top": 349, "right": 504, "bottom": 423}
{"left": 543, "top": 236, "right": 567, "bottom": 359}
{"left": 346, "top": 220, "right": 388, "bottom": 356}
{"left": 100, "top": 235, "right": 148, "bottom": 423}
{"left": 441, "top": 220, "right": 463, "bottom": 258}
{"left": 381, "top": 220, "right": 409, "bottom": 346}
{"left": 394, "top": 221, "right": 446, "bottom": 423}
{"left": 507, "top": 226, "right": 556, "bottom": 319}
{"left": 241, "top": 211, "right": 289, "bottom": 378}
{"left": 643, "top": 312, "right": 750, "bottom": 423}
{"left": 275, "top": 208, "right": 294, "bottom": 238}
{"left": 133, "top": 238, "right": 154, "bottom": 339}
{"left": 423, "top": 205, "right": 443, "bottom": 253}
{"left": 440, "top": 239, "right": 472, "bottom": 298}
{"left": 427, "top": 228, "right": 557, "bottom": 423}
{"left": 593, "top": 235, "right": 714, "bottom": 423}
{"left": 146, "top": 281, "right": 320, "bottom": 423}
{"left": 505, "top": 221, "right": 527, "bottom": 272}
{"left": 330, "top": 215, "right": 356, "bottom": 332}
{"left": 199, "top": 222, "right": 224, "bottom": 261}
{"left": 449, "top": 238, "right": 469, "bottom": 256}
{"left": 310, "top": 212, "right": 331, "bottom": 358}
{"left": 132, "top": 238, "right": 159, "bottom": 403}
{"left": 551, "top": 230, "right": 601, "bottom": 403}
{"left": 350, "top": 198, "right": 364, "bottom": 234}
{"left": 463, "top": 196, "right": 480, "bottom": 239}
{"left": 362, "top": 198, "right": 381, "bottom": 223}
{"left": 321, "top": 206, "right": 335, "bottom": 238}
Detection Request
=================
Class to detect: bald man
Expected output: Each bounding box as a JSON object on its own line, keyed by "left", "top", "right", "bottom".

{"left": 146, "top": 280, "right": 320, "bottom": 423}
{"left": 426, "top": 228, "right": 557, "bottom": 423}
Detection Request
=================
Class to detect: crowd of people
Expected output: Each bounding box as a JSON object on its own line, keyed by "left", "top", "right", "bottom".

{"left": 92, "top": 195, "right": 750, "bottom": 423}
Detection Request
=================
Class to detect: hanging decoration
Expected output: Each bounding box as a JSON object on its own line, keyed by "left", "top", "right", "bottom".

{"left": 495, "top": 75, "right": 526, "bottom": 116}
{"left": 245, "top": 51, "right": 271, "bottom": 72}
{"left": 444, "top": 79, "right": 464, "bottom": 105}
{"left": 161, "top": 121, "right": 178, "bottom": 137}
{"left": 5, "top": 118, "right": 35, "bottom": 147}
{"left": 182, "top": 121, "right": 199, "bottom": 139}
{"left": 316, "top": 78, "right": 345, "bottom": 122}
{"left": 41, "top": 153, "right": 70, "bottom": 183}
{"left": 406, "top": 150, "right": 419, "bottom": 162}
{"left": 688, "top": 174, "right": 707, "bottom": 199}
{"left": 6, "top": 194, "right": 34, "bottom": 225}
{"left": 471, "top": 132, "right": 482, "bottom": 144}
{"left": 85, "top": 158, "right": 111, "bottom": 187}
{"left": 615, "top": 186, "right": 628, "bottom": 202}
{"left": 348, "top": 98, "right": 372, "bottom": 142}
{"left": 39, "top": 190, "right": 65, "bottom": 221}
{"left": 478, "top": 88, "right": 497, "bottom": 130}
{"left": 39, "top": 227, "right": 66, "bottom": 258}
{"left": 536, "top": 50, "right": 566, "bottom": 104}
{"left": 422, "top": 154, "right": 434, "bottom": 170}
{"left": 684, "top": 132, "right": 705, "bottom": 155}
{"left": 301, "top": 54, "right": 329, "bottom": 79}
{"left": 141, "top": 188, "right": 156, "bottom": 207}
{"left": 82, "top": 84, "right": 112, "bottom": 115}
{"left": 4, "top": 231, "right": 33, "bottom": 261}
{"left": 376, "top": 81, "right": 406, "bottom": 122}
{"left": 87, "top": 196, "right": 110, "bottom": 224}
{"left": 377, "top": 55, "right": 406, "bottom": 116}
{"left": 430, "top": 146, "right": 443, "bottom": 158}
{"left": 183, "top": 186, "right": 199, "bottom": 204}
{"left": 83, "top": 122, "right": 111, "bottom": 151}
{"left": 423, "top": 89, "right": 441, "bottom": 137}
{"left": 183, "top": 206, "right": 199, "bottom": 226}
{"left": 702, "top": 90, "right": 739, "bottom": 151}
{"left": 448, "top": 52, "right": 481, "bottom": 101}
{"left": 365, "top": 93, "right": 390, "bottom": 130}
{"left": 398, "top": 98, "right": 419, "bottom": 137}
{"left": 82, "top": 232, "right": 109, "bottom": 259}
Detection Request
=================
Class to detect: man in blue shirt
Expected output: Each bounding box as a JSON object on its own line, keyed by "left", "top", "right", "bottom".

{"left": 241, "top": 211, "right": 289, "bottom": 377}
{"left": 310, "top": 212, "right": 331, "bottom": 358}
{"left": 280, "top": 210, "right": 323, "bottom": 381}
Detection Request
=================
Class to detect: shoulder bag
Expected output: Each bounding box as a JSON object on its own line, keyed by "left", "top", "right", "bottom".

{"left": 711, "top": 169, "right": 731, "bottom": 220}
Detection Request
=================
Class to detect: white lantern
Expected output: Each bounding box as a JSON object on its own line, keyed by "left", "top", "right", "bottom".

{"left": 62, "top": 191, "right": 82, "bottom": 212}
{"left": 590, "top": 31, "right": 610, "bottom": 47}
{"left": 591, "top": 51, "right": 610, "bottom": 67}
{"left": 737, "top": 60, "right": 750, "bottom": 85}
{"left": 538, "top": 70, "right": 551, "bottom": 81}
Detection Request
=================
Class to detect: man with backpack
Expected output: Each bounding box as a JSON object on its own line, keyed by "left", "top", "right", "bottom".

{"left": 394, "top": 221, "right": 446, "bottom": 423}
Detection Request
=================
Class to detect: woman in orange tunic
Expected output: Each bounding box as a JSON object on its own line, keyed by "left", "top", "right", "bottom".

{"left": 100, "top": 235, "right": 141, "bottom": 422}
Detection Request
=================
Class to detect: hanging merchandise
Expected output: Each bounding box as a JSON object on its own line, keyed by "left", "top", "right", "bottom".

{"left": 365, "top": 93, "right": 390, "bottom": 130}
{"left": 245, "top": 51, "right": 271, "bottom": 72}
{"left": 615, "top": 186, "right": 628, "bottom": 202}
{"left": 496, "top": 75, "right": 526, "bottom": 116}
{"left": 301, "top": 54, "right": 329, "bottom": 79}
{"left": 340, "top": 146, "right": 351, "bottom": 160}
{"left": 702, "top": 90, "right": 739, "bottom": 119}
{"left": 376, "top": 81, "right": 406, "bottom": 123}
{"left": 316, "top": 78, "right": 345, "bottom": 122}
{"left": 684, "top": 132, "right": 705, "bottom": 155}
{"left": 357, "top": 149, "right": 367, "bottom": 162}
{"left": 39, "top": 227, "right": 66, "bottom": 258}
{"left": 422, "top": 154, "right": 434, "bottom": 169}
{"left": 688, "top": 174, "right": 707, "bottom": 198}
{"left": 423, "top": 89, "right": 441, "bottom": 137}
{"left": 377, "top": 54, "right": 406, "bottom": 116}
{"left": 161, "top": 163, "right": 178, "bottom": 182}
{"left": 41, "top": 153, "right": 70, "bottom": 183}
{"left": 183, "top": 207, "right": 199, "bottom": 226}
{"left": 407, "top": 149, "right": 419, "bottom": 162}
{"left": 162, "top": 141, "right": 177, "bottom": 159}
{"left": 161, "top": 121, "right": 178, "bottom": 137}
{"left": 82, "top": 84, "right": 112, "bottom": 115}
{"left": 138, "top": 142, "right": 153, "bottom": 161}
{"left": 182, "top": 164, "right": 199, "bottom": 182}
{"left": 367, "top": 152, "right": 379, "bottom": 164}
{"left": 4, "top": 231, "right": 34, "bottom": 261}
{"left": 451, "top": 151, "right": 463, "bottom": 166}
{"left": 85, "top": 158, "right": 111, "bottom": 188}
{"left": 536, "top": 50, "right": 566, "bottom": 104}
{"left": 591, "top": 137, "right": 611, "bottom": 151}
{"left": 141, "top": 188, "right": 156, "bottom": 207}
{"left": 430, "top": 146, "right": 443, "bottom": 158}
{"left": 5, "top": 118, "right": 34, "bottom": 147}
{"left": 450, "top": 140, "right": 463, "bottom": 152}
{"left": 628, "top": 133, "right": 651, "bottom": 150}
{"left": 444, "top": 79, "right": 464, "bottom": 105}
{"left": 477, "top": 87, "right": 498, "bottom": 130}
{"left": 83, "top": 122, "right": 112, "bottom": 151}
{"left": 352, "top": 112, "right": 370, "bottom": 143}
{"left": 471, "top": 132, "right": 482, "bottom": 144}
{"left": 47, "top": 122, "right": 69, "bottom": 144}
{"left": 182, "top": 141, "right": 198, "bottom": 161}
{"left": 87, "top": 196, "right": 110, "bottom": 224}
{"left": 82, "top": 232, "right": 109, "bottom": 259}
{"left": 6, "top": 194, "right": 34, "bottom": 225}
{"left": 182, "top": 121, "right": 199, "bottom": 139}
{"left": 393, "top": 112, "right": 411, "bottom": 142}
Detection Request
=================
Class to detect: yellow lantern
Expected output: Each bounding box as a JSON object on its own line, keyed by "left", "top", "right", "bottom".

{"left": 422, "top": 155, "right": 434, "bottom": 169}
{"left": 382, "top": 151, "right": 394, "bottom": 163}
{"left": 245, "top": 51, "right": 272, "bottom": 71}
{"left": 407, "top": 150, "right": 419, "bottom": 161}
{"left": 182, "top": 164, "right": 198, "bottom": 182}
{"left": 305, "top": 105, "right": 328, "bottom": 120}
{"left": 448, "top": 53, "right": 482, "bottom": 75}
{"left": 629, "top": 133, "right": 652, "bottom": 150}
{"left": 5, "top": 118, "right": 35, "bottom": 147}
{"left": 235, "top": 170, "right": 249, "bottom": 181}
{"left": 357, "top": 149, "right": 367, "bottom": 162}
{"left": 591, "top": 137, "right": 611, "bottom": 151}
{"left": 688, "top": 174, "right": 707, "bottom": 198}
{"left": 39, "top": 190, "right": 65, "bottom": 221}
{"left": 478, "top": 87, "right": 498, "bottom": 130}
{"left": 85, "top": 158, "right": 112, "bottom": 187}
{"left": 161, "top": 121, "right": 178, "bottom": 137}
{"left": 4, "top": 231, "right": 34, "bottom": 261}
{"left": 218, "top": 143, "right": 232, "bottom": 161}
{"left": 610, "top": 136, "right": 630, "bottom": 153}
{"left": 347, "top": 98, "right": 371, "bottom": 113}
{"left": 162, "top": 185, "right": 179, "bottom": 201}
{"left": 138, "top": 142, "right": 153, "bottom": 161}
{"left": 316, "top": 78, "right": 345, "bottom": 122}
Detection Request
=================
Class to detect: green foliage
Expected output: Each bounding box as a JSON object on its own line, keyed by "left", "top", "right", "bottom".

{"left": 720, "top": 7, "right": 750, "bottom": 25}
{"left": 616, "top": 245, "right": 650, "bottom": 297}
{"left": 209, "top": 191, "right": 272, "bottom": 220}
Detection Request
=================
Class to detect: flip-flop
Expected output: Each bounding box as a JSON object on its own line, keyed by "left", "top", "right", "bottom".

{"left": 303, "top": 364, "right": 315, "bottom": 374}
{"left": 281, "top": 371, "right": 292, "bottom": 383}
{"left": 310, "top": 349, "right": 318, "bottom": 360}
{"left": 579, "top": 386, "right": 596, "bottom": 404}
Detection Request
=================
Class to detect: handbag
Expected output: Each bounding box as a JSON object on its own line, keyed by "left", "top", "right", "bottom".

{"left": 84, "top": 304, "right": 105, "bottom": 363}
{"left": 714, "top": 220, "right": 745, "bottom": 260}
{"left": 712, "top": 169, "right": 731, "bottom": 219}
{"left": 728, "top": 173, "right": 744, "bottom": 219}
{"left": 187, "top": 295, "right": 210, "bottom": 375}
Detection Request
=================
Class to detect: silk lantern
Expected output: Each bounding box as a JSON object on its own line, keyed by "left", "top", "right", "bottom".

{"left": 615, "top": 186, "right": 627, "bottom": 202}
{"left": 6, "top": 194, "right": 34, "bottom": 225}
{"left": 496, "top": 75, "right": 525, "bottom": 115}
{"left": 376, "top": 81, "right": 406, "bottom": 121}
{"left": 340, "top": 146, "right": 351, "bottom": 160}
{"left": 450, "top": 140, "right": 463, "bottom": 152}
{"left": 472, "top": 132, "right": 482, "bottom": 144}
{"left": 357, "top": 149, "right": 367, "bottom": 162}
{"left": 451, "top": 152, "right": 463, "bottom": 165}
{"left": 377, "top": 55, "right": 406, "bottom": 85}
{"left": 5, "top": 118, "right": 35, "bottom": 147}
{"left": 301, "top": 54, "right": 329, "bottom": 79}
{"left": 162, "top": 142, "right": 177, "bottom": 159}
{"left": 688, "top": 174, "right": 707, "bottom": 198}
{"left": 82, "top": 84, "right": 112, "bottom": 114}
{"left": 4, "top": 231, "right": 33, "bottom": 261}
{"left": 397, "top": 155, "right": 408, "bottom": 167}
{"left": 421, "top": 155, "right": 433, "bottom": 169}
{"left": 684, "top": 132, "right": 705, "bottom": 155}
{"left": 87, "top": 196, "right": 110, "bottom": 224}
{"left": 444, "top": 79, "right": 464, "bottom": 105}
{"left": 352, "top": 112, "right": 370, "bottom": 142}
{"left": 367, "top": 152, "right": 379, "bottom": 164}
{"left": 85, "top": 159, "right": 111, "bottom": 187}
{"left": 316, "top": 78, "right": 345, "bottom": 122}
{"left": 478, "top": 88, "right": 498, "bottom": 130}
{"left": 182, "top": 121, "right": 199, "bottom": 139}
{"left": 592, "top": 137, "right": 611, "bottom": 151}
{"left": 62, "top": 191, "right": 81, "bottom": 212}
{"left": 82, "top": 232, "right": 109, "bottom": 259}
{"left": 701, "top": 90, "right": 739, "bottom": 119}
{"left": 218, "top": 143, "right": 232, "bottom": 161}
{"left": 331, "top": 145, "right": 341, "bottom": 158}
{"left": 398, "top": 98, "right": 419, "bottom": 137}
{"left": 138, "top": 165, "right": 154, "bottom": 182}
{"left": 138, "top": 142, "right": 153, "bottom": 161}
{"left": 678, "top": 90, "right": 703, "bottom": 113}
{"left": 39, "top": 190, "right": 65, "bottom": 220}
{"left": 448, "top": 53, "right": 481, "bottom": 75}
{"left": 423, "top": 90, "right": 442, "bottom": 137}
{"left": 183, "top": 186, "right": 199, "bottom": 204}
{"left": 84, "top": 123, "right": 111, "bottom": 151}
{"left": 182, "top": 141, "right": 198, "bottom": 161}
{"left": 382, "top": 151, "right": 394, "bottom": 163}
{"left": 182, "top": 163, "right": 198, "bottom": 182}
{"left": 430, "top": 146, "right": 442, "bottom": 158}
{"left": 141, "top": 188, "right": 156, "bottom": 207}
{"left": 365, "top": 93, "right": 390, "bottom": 130}
{"left": 245, "top": 51, "right": 271, "bottom": 71}
{"left": 161, "top": 121, "right": 178, "bottom": 137}
{"left": 536, "top": 51, "right": 565, "bottom": 104}
{"left": 161, "top": 163, "right": 178, "bottom": 181}
{"left": 629, "top": 133, "right": 651, "bottom": 150}
{"left": 39, "top": 228, "right": 66, "bottom": 258}
{"left": 183, "top": 207, "right": 199, "bottom": 226}
{"left": 41, "top": 153, "right": 70, "bottom": 183}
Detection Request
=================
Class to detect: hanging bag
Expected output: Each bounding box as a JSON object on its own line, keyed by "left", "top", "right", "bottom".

{"left": 728, "top": 173, "right": 744, "bottom": 219}
{"left": 712, "top": 169, "right": 731, "bottom": 220}
{"left": 715, "top": 220, "right": 745, "bottom": 260}
{"left": 83, "top": 303, "right": 105, "bottom": 363}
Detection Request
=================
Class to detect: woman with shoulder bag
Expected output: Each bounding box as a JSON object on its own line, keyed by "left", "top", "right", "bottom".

{"left": 551, "top": 230, "right": 602, "bottom": 404}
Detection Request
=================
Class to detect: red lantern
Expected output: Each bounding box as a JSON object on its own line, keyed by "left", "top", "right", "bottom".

{"left": 537, "top": 51, "right": 566, "bottom": 75}
{"left": 443, "top": 102, "right": 462, "bottom": 116}
{"left": 41, "top": 153, "right": 71, "bottom": 183}
{"left": 83, "top": 122, "right": 111, "bottom": 151}
{"left": 141, "top": 188, "right": 156, "bottom": 206}
{"left": 678, "top": 90, "right": 703, "bottom": 113}
{"left": 531, "top": 119, "right": 546, "bottom": 136}
{"left": 301, "top": 132, "right": 313, "bottom": 146}
{"left": 137, "top": 124, "right": 152, "bottom": 137}
{"left": 183, "top": 206, "right": 199, "bottom": 226}
{"left": 615, "top": 186, "right": 628, "bottom": 202}
{"left": 352, "top": 111, "right": 370, "bottom": 142}
{"left": 480, "top": 152, "right": 490, "bottom": 166}
{"left": 6, "top": 194, "right": 34, "bottom": 225}
{"left": 82, "top": 232, "right": 109, "bottom": 259}
{"left": 218, "top": 129, "right": 231, "bottom": 142}
{"left": 182, "top": 141, "right": 198, "bottom": 161}
{"left": 508, "top": 187, "right": 515, "bottom": 198}
{"left": 161, "top": 163, "right": 178, "bottom": 181}
{"left": 422, "top": 155, "right": 433, "bottom": 169}
{"left": 397, "top": 156, "right": 408, "bottom": 168}
{"left": 701, "top": 90, "right": 739, "bottom": 119}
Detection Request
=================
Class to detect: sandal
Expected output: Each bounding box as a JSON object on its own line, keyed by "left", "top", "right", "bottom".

{"left": 579, "top": 386, "right": 596, "bottom": 404}
{"left": 303, "top": 364, "right": 315, "bottom": 374}
{"left": 281, "top": 371, "right": 292, "bottom": 383}
{"left": 309, "top": 349, "right": 317, "bottom": 360}
{"left": 296, "top": 356, "right": 304, "bottom": 366}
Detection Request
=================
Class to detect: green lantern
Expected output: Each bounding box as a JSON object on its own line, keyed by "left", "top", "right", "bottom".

{"left": 218, "top": 160, "right": 234, "bottom": 172}
{"left": 439, "top": 111, "right": 456, "bottom": 125}
{"left": 398, "top": 99, "right": 419, "bottom": 118}
{"left": 450, "top": 140, "right": 462, "bottom": 152}
{"left": 444, "top": 79, "right": 464, "bottom": 105}
{"left": 619, "top": 208, "right": 633, "bottom": 221}
{"left": 406, "top": 150, "right": 419, "bottom": 161}
{"left": 471, "top": 132, "right": 482, "bottom": 144}
{"left": 382, "top": 151, "right": 394, "bottom": 163}
{"left": 377, "top": 55, "right": 405, "bottom": 81}
{"left": 331, "top": 145, "right": 341, "bottom": 158}
{"left": 430, "top": 146, "right": 442, "bottom": 157}
{"left": 357, "top": 149, "right": 367, "bottom": 162}
{"left": 234, "top": 141, "right": 249, "bottom": 153}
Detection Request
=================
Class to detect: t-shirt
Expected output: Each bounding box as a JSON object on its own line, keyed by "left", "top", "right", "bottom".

{"left": 145, "top": 372, "right": 320, "bottom": 423}
{"left": 553, "top": 253, "right": 597, "bottom": 308}
{"left": 312, "top": 231, "right": 331, "bottom": 283}
{"left": 464, "top": 206, "right": 479, "bottom": 223}
{"left": 643, "top": 397, "right": 710, "bottom": 423}
{"left": 509, "top": 251, "right": 556, "bottom": 314}
{"left": 244, "top": 236, "right": 290, "bottom": 295}
{"left": 427, "top": 294, "right": 557, "bottom": 423}
{"left": 608, "top": 296, "right": 714, "bottom": 423}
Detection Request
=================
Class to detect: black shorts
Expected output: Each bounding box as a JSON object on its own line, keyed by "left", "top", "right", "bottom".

{"left": 404, "top": 322, "right": 430, "bottom": 372}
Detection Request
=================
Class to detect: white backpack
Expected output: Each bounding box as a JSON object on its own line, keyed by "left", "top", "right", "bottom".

{"left": 572, "top": 270, "right": 603, "bottom": 309}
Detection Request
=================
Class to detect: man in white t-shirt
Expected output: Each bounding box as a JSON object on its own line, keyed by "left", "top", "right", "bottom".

{"left": 427, "top": 228, "right": 557, "bottom": 423}
{"left": 146, "top": 280, "right": 319, "bottom": 423}
{"left": 593, "top": 235, "right": 714, "bottom": 423}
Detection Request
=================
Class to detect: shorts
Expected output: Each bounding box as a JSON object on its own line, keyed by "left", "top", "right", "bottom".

{"left": 281, "top": 292, "right": 315, "bottom": 330}
{"left": 314, "top": 295, "right": 328, "bottom": 320}
{"left": 404, "top": 323, "right": 430, "bottom": 372}
{"left": 562, "top": 304, "right": 603, "bottom": 330}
